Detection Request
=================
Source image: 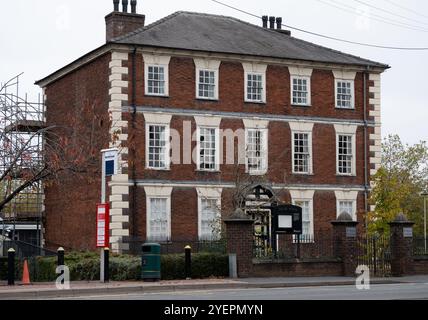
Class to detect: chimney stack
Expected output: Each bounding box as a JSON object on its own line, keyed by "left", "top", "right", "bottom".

{"left": 269, "top": 16, "right": 275, "bottom": 29}
{"left": 105, "top": 0, "right": 146, "bottom": 42}
{"left": 262, "top": 16, "right": 268, "bottom": 28}
{"left": 276, "top": 17, "right": 282, "bottom": 30}
{"left": 122, "top": 0, "right": 129, "bottom": 13}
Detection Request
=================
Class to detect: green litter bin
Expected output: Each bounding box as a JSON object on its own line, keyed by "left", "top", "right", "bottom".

{"left": 142, "top": 243, "right": 161, "bottom": 282}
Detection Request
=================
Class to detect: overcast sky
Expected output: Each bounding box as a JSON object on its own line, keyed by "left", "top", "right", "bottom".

{"left": 1, "top": 0, "right": 427, "bottom": 145}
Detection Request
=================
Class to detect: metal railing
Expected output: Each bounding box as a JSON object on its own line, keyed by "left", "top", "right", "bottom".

{"left": 128, "top": 238, "right": 227, "bottom": 255}
{"left": 357, "top": 235, "right": 391, "bottom": 277}
{"left": 413, "top": 237, "right": 428, "bottom": 256}
{"left": 254, "top": 235, "right": 336, "bottom": 260}
{"left": 2, "top": 240, "right": 56, "bottom": 259}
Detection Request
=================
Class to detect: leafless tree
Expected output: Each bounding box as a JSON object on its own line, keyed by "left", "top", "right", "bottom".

{"left": 0, "top": 74, "right": 113, "bottom": 217}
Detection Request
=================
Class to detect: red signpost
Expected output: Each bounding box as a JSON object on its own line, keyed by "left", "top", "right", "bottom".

{"left": 96, "top": 204, "right": 110, "bottom": 248}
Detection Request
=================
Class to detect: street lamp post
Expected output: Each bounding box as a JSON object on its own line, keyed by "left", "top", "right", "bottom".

{"left": 421, "top": 192, "right": 428, "bottom": 254}
{"left": 0, "top": 217, "right": 4, "bottom": 240}
{"left": 0, "top": 217, "right": 4, "bottom": 257}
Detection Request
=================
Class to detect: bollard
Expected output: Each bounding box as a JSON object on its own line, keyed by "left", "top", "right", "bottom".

{"left": 57, "top": 247, "right": 65, "bottom": 285}
{"left": 8, "top": 248, "right": 15, "bottom": 286}
{"left": 185, "top": 245, "right": 191, "bottom": 280}
{"left": 104, "top": 248, "right": 110, "bottom": 283}
{"left": 57, "top": 247, "right": 65, "bottom": 267}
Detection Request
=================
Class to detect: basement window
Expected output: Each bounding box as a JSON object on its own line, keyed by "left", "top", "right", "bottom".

{"left": 147, "top": 197, "right": 170, "bottom": 242}
{"left": 338, "top": 200, "right": 356, "bottom": 221}
{"left": 199, "top": 198, "right": 221, "bottom": 240}
{"left": 292, "top": 200, "right": 314, "bottom": 242}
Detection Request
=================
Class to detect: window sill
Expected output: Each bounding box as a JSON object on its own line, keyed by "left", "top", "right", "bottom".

{"left": 195, "top": 169, "right": 221, "bottom": 173}
{"left": 335, "top": 107, "right": 355, "bottom": 110}
{"left": 292, "top": 172, "right": 314, "bottom": 176}
{"left": 291, "top": 104, "right": 312, "bottom": 108}
{"left": 247, "top": 171, "right": 268, "bottom": 176}
{"left": 292, "top": 241, "right": 315, "bottom": 244}
{"left": 336, "top": 174, "right": 357, "bottom": 177}
{"left": 244, "top": 100, "right": 266, "bottom": 105}
{"left": 145, "top": 94, "right": 170, "bottom": 98}
{"left": 196, "top": 98, "right": 219, "bottom": 102}
{"left": 146, "top": 167, "right": 171, "bottom": 171}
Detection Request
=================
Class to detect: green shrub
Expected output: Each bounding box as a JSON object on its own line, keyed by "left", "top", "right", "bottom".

{"left": 161, "top": 254, "right": 185, "bottom": 280}
{"left": 0, "top": 257, "right": 6, "bottom": 280}
{"left": 110, "top": 256, "right": 141, "bottom": 281}
{"left": 0, "top": 257, "right": 24, "bottom": 281}
{"left": 3, "top": 251, "right": 229, "bottom": 282}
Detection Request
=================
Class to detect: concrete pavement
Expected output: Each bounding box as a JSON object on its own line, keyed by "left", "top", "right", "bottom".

{"left": 1, "top": 275, "right": 428, "bottom": 299}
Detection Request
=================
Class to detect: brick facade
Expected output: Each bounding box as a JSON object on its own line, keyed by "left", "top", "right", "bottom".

{"left": 39, "top": 9, "right": 387, "bottom": 253}
{"left": 43, "top": 53, "right": 111, "bottom": 250}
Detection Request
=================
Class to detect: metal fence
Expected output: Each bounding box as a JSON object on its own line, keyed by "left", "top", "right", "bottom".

{"left": 128, "top": 239, "right": 227, "bottom": 255}
{"left": 2, "top": 240, "right": 56, "bottom": 258}
{"left": 413, "top": 237, "right": 428, "bottom": 256}
{"left": 0, "top": 240, "right": 57, "bottom": 282}
{"left": 357, "top": 235, "right": 391, "bottom": 277}
{"left": 254, "top": 235, "right": 336, "bottom": 260}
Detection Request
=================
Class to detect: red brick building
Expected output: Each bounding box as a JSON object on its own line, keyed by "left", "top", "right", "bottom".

{"left": 36, "top": 1, "right": 389, "bottom": 253}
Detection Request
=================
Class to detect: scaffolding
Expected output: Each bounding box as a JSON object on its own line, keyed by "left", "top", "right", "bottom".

{"left": 0, "top": 73, "right": 45, "bottom": 246}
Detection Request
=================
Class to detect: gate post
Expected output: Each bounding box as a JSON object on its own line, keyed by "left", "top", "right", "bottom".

{"left": 331, "top": 212, "right": 359, "bottom": 276}
{"left": 224, "top": 209, "right": 254, "bottom": 278}
{"left": 388, "top": 213, "right": 414, "bottom": 277}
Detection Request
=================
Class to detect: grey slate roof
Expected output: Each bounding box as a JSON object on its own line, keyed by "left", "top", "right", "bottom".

{"left": 112, "top": 11, "right": 389, "bottom": 69}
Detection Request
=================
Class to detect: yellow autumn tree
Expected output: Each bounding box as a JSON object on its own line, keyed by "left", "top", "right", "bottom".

{"left": 368, "top": 135, "right": 428, "bottom": 236}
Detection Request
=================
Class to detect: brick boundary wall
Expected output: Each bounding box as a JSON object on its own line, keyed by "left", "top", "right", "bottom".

{"left": 225, "top": 212, "right": 428, "bottom": 278}
{"left": 252, "top": 260, "right": 343, "bottom": 277}
{"left": 412, "top": 257, "right": 428, "bottom": 275}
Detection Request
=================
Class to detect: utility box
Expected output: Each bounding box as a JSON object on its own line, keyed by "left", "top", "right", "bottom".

{"left": 141, "top": 243, "right": 161, "bottom": 282}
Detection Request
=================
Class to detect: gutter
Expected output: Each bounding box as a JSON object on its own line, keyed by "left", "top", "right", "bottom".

{"left": 363, "top": 66, "right": 370, "bottom": 234}
{"left": 131, "top": 47, "right": 137, "bottom": 241}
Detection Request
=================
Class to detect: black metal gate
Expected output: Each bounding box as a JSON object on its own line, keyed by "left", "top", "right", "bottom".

{"left": 249, "top": 209, "right": 272, "bottom": 258}
{"left": 357, "top": 235, "right": 391, "bottom": 277}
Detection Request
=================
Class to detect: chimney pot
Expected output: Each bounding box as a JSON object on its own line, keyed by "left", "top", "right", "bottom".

{"left": 131, "top": 0, "right": 137, "bottom": 13}
{"left": 262, "top": 16, "right": 268, "bottom": 28}
{"left": 276, "top": 17, "right": 282, "bottom": 29}
{"left": 122, "top": 0, "right": 129, "bottom": 13}
{"left": 269, "top": 16, "right": 275, "bottom": 29}
{"left": 113, "top": 0, "right": 120, "bottom": 12}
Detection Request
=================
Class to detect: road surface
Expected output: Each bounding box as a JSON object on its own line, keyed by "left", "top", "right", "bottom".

{"left": 49, "top": 282, "right": 428, "bottom": 300}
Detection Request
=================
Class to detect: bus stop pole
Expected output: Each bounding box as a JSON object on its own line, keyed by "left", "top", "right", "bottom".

{"left": 100, "top": 151, "right": 106, "bottom": 283}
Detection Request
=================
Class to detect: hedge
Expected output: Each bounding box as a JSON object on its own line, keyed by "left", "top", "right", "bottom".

{"left": 0, "top": 252, "right": 229, "bottom": 282}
